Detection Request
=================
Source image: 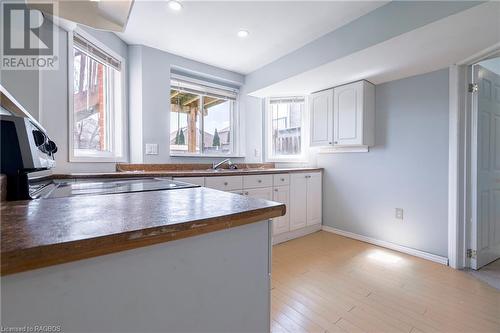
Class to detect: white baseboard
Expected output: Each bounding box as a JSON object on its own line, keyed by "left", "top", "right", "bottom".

{"left": 322, "top": 225, "right": 449, "bottom": 265}
{"left": 273, "top": 224, "right": 322, "bottom": 245}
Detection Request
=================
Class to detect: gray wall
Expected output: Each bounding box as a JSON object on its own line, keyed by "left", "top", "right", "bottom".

{"left": 39, "top": 25, "right": 129, "bottom": 173}
{"left": 128, "top": 45, "right": 245, "bottom": 164}
{"left": 318, "top": 69, "right": 450, "bottom": 256}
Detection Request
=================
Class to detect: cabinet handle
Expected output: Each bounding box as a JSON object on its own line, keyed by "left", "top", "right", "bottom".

{"left": 280, "top": 178, "right": 285, "bottom": 181}
{"left": 224, "top": 182, "right": 228, "bottom": 186}
{"left": 329, "top": 142, "right": 332, "bottom": 145}
{"left": 258, "top": 180, "right": 262, "bottom": 183}
{"left": 245, "top": 192, "right": 249, "bottom": 195}
{"left": 274, "top": 189, "right": 278, "bottom": 192}
{"left": 334, "top": 141, "right": 338, "bottom": 144}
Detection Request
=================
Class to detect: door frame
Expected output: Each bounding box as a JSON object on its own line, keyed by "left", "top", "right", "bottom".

{"left": 448, "top": 43, "right": 500, "bottom": 269}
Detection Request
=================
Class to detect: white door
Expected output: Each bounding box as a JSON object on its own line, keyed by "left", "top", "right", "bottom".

{"left": 272, "top": 186, "right": 290, "bottom": 235}
{"left": 290, "top": 174, "right": 307, "bottom": 230}
{"left": 306, "top": 173, "right": 322, "bottom": 226}
{"left": 245, "top": 187, "right": 273, "bottom": 201}
{"left": 334, "top": 81, "right": 363, "bottom": 146}
{"left": 310, "top": 89, "right": 333, "bottom": 146}
{"left": 472, "top": 64, "right": 500, "bottom": 269}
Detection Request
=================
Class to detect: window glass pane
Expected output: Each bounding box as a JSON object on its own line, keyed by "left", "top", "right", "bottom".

{"left": 271, "top": 99, "right": 303, "bottom": 157}
{"left": 73, "top": 48, "right": 110, "bottom": 152}
{"left": 203, "top": 98, "right": 233, "bottom": 154}
{"left": 170, "top": 89, "right": 201, "bottom": 154}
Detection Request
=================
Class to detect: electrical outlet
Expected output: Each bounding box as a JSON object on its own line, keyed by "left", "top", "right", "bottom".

{"left": 254, "top": 149, "right": 260, "bottom": 158}
{"left": 395, "top": 208, "right": 404, "bottom": 220}
{"left": 145, "top": 143, "right": 159, "bottom": 155}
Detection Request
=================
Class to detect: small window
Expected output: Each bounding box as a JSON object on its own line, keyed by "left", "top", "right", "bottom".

{"left": 70, "top": 31, "right": 125, "bottom": 161}
{"left": 265, "top": 97, "right": 306, "bottom": 161}
{"left": 170, "top": 76, "right": 237, "bottom": 156}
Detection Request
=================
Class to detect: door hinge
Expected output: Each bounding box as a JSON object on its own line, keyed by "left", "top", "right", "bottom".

{"left": 468, "top": 83, "right": 478, "bottom": 93}
{"left": 466, "top": 249, "right": 477, "bottom": 258}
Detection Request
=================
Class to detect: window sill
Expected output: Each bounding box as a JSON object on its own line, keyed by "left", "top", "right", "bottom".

{"left": 69, "top": 155, "right": 128, "bottom": 163}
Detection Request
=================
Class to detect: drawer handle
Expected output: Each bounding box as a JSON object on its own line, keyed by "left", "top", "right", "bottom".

{"left": 224, "top": 182, "right": 228, "bottom": 186}
{"left": 245, "top": 192, "right": 249, "bottom": 195}
{"left": 274, "top": 189, "right": 278, "bottom": 192}
{"left": 280, "top": 178, "right": 285, "bottom": 181}
{"left": 258, "top": 180, "right": 262, "bottom": 183}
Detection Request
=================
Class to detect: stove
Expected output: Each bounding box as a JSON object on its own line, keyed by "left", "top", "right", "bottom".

{"left": 0, "top": 86, "right": 199, "bottom": 200}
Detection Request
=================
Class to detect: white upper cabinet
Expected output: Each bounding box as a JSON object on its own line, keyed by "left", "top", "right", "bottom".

{"left": 310, "top": 89, "right": 333, "bottom": 146}
{"left": 333, "top": 80, "right": 375, "bottom": 147}
{"left": 310, "top": 80, "right": 375, "bottom": 149}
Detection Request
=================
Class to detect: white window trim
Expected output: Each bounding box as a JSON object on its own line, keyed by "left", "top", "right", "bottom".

{"left": 169, "top": 75, "right": 241, "bottom": 158}
{"left": 264, "top": 96, "right": 309, "bottom": 163}
{"left": 68, "top": 28, "right": 128, "bottom": 163}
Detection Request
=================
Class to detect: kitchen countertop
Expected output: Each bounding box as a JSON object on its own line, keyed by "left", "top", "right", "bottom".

{"left": 54, "top": 167, "right": 323, "bottom": 179}
{"left": 1, "top": 187, "right": 285, "bottom": 276}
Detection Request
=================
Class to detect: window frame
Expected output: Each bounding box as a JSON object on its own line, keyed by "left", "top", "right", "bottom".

{"left": 169, "top": 75, "right": 241, "bottom": 157}
{"left": 68, "top": 28, "right": 128, "bottom": 163}
{"left": 264, "top": 96, "right": 308, "bottom": 163}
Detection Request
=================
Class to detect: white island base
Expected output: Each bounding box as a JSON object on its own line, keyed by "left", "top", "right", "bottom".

{"left": 1, "top": 220, "right": 272, "bottom": 333}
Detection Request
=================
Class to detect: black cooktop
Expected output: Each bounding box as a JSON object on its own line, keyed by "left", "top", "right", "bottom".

{"left": 32, "top": 177, "right": 200, "bottom": 199}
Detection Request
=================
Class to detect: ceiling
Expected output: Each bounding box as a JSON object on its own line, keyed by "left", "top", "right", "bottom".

{"left": 118, "top": 1, "right": 388, "bottom": 74}
{"left": 250, "top": 2, "right": 500, "bottom": 97}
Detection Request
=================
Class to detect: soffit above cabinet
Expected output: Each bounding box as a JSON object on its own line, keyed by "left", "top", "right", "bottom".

{"left": 27, "top": 0, "right": 134, "bottom": 32}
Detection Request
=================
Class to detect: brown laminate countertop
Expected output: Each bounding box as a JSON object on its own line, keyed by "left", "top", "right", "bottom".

{"left": 1, "top": 187, "right": 285, "bottom": 276}
{"left": 54, "top": 167, "right": 323, "bottom": 179}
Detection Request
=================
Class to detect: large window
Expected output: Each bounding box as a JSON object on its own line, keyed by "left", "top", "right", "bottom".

{"left": 70, "top": 31, "right": 125, "bottom": 161}
{"left": 265, "top": 97, "right": 306, "bottom": 161}
{"left": 170, "top": 76, "right": 237, "bottom": 156}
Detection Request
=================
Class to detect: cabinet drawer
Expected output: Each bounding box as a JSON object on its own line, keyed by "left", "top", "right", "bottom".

{"left": 173, "top": 177, "right": 205, "bottom": 187}
{"left": 273, "top": 174, "right": 290, "bottom": 187}
{"left": 243, "top": 175, "right": 273, "bottom": 189}
{"left": 205, "top": 176, "right": 243, "bottom": 191}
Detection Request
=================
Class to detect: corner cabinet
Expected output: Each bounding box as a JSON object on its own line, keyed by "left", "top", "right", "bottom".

{"left": 310, "top": 80, "right": 375, "bottom": 149}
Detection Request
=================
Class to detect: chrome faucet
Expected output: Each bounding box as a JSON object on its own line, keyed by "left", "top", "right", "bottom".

{"left": 213, "top": 158, "right": 233, "bottom": 170}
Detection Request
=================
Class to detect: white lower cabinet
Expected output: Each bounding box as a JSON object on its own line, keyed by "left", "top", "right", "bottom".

{"left": 245, "top": 187, "right": 273, "bottom": 200}
{"left": 306, "top": 173, "right": 322, "bottom": 225}
{"left": 203, "top": 171, "right": 321, "bottom": 242}
{"left": 290, "top": 172, "right": 322, "bottom": 230}
{"left": 290, "top": 174, "right": 308, "bottom": 230}
{"left": 272, "top": 186, "right": 290, "bottom": 235}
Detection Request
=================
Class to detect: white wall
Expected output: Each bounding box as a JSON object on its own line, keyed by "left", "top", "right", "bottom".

{"left": 318, "top": 69, "right": 450, "bottom": 257}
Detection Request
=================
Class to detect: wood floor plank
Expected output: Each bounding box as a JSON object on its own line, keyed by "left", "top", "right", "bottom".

{"left": 272, "top": 231, "right": 500, "bottom": 333}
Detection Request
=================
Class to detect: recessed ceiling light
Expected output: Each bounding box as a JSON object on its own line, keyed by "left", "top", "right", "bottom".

{"left": 237, "top": 30, "right": 249, "bottom": 38}
{"left": 168, "top": 1, "right": 183, "bottom": 11}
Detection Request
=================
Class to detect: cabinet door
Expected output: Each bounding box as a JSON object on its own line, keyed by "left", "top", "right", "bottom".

{"left": 272, "top": 186, "right": 290, "bottom": 235}
{"left": 333, "top": 81, "right": 363, "bottom": 146}
{"left": 289, "top": 174, "right": 308, "bottom": 230}
{"left": 306, "top": 173, "right": 322, "bottom": 226}
{"left": 245, "top": 187, "right": 273, "bottom": 201}
{"left": 310, "top": 89, "right": 333, "bottom": 146}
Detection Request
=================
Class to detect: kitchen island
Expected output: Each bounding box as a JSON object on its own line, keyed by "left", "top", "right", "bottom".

{"left": 1, "top": 186, "right": 285, "bottom": 332}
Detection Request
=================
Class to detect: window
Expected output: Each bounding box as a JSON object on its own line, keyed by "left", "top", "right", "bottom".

{"left": 265, "top": 97, "right": 306, "bottom": 161}
{"left": 170, "top": 76, "right": 238, "bottom": 156}
{"left": 70, "top": 31, "right": 125, "bottom": 161}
